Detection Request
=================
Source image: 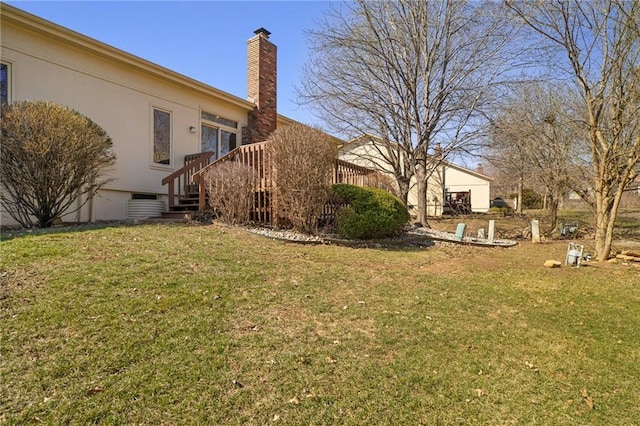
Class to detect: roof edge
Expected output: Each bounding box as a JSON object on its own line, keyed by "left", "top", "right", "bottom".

{"left": 1, "top": 3, "right": 255, "bottom": 111}
{"left": 343, "top": 134, "right": 492, "bottom": 180}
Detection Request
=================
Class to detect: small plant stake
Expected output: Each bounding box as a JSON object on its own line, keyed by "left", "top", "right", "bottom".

{"left": 531, "top": 220, "right": 541, "bottom": 243}
{"left": 487, "top": 220, "right": 495, "bottom": 243}
{"left": 454, "top": 223, "right": 466, "bottom": 241}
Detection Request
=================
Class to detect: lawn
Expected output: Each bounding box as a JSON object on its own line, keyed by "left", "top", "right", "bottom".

{"left": 1, "top": 219, "right": 639, "bottom": 424}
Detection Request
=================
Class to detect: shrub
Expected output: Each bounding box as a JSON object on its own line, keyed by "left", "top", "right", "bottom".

{"left": 331, "top": 184, "right": 409, "bottom": 239}
{"left": 510, "top": 188, "right": 543, "bottom": 209}
{"left": 203, "top": 161, "right": 254, "bottom": 225}
{"left": 489, "top": 207, "right": 511, "bottom": 214}
{"left": 0, "top": 101, "right": 116, "bottom": 228}
{"left": 266, "top": 124, "right": 337, "bottom": 234}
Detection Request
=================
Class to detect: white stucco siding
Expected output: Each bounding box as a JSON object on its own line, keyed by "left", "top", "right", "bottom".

{"left": 340, "top": 138, "right": 491, "bottom": 216}
{"left": 444, "top": 166, "right": 491, "bottom": 212}
{"left": 1, "top": 11, "right": 252, "bottom": 225}
{"left": 339, "top": 140, "right": 398, "bottom": 174}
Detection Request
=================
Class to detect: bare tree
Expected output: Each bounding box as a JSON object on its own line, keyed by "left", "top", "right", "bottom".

{"left": 299, "top": 0, "right": 519, "bottom": 224}
{"left": 506, "top": 0, "right": 640, "bottom": 260}
{"left": 1, "top": 101, "right": 116, "bottom": 228}
{"left": 489, "top": 82, "right": 589, "bottom": 230}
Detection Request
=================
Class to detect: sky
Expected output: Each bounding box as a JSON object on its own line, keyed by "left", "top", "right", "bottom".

{"left": 6, "top": 0, "right": 340, "bottom": 129}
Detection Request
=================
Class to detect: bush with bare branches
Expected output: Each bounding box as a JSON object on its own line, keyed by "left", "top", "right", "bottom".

{"left": 203, "top": 161, "right": 254, "bottom": 225}
{"left": 0, "top": 101, "right": 116, "bottom": 228}
{"left": 266, "top": 124, "right": 337, "bottom": 234}
{"left": 365, "top": 172, "right": 401, "bottom": 199}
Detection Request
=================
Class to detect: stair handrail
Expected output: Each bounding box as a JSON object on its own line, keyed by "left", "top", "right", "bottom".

{"left": 161, "top": 151, "right": 214, "bottom": 209}
{"left": 191, "top": 142, "right": 269, "bottom": 210}
{"left": 192, "top": 142, "right": 268, "bottom": 183}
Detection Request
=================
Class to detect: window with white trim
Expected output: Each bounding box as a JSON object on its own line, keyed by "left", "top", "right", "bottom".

{"left": 153, "top": 107, "right": 172, "bottom": 165}
{"left": 200, "top": 111, "right": 238, "bottom": 159}
{"left": 0, "top": 61, "right": 10, "bottom": 104}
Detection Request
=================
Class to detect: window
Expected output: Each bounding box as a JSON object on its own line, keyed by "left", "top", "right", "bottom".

{"left": 0, "top": 62, "right": 10, "bottom": 104}
{"left": 200, "top": 111, "right": 238, "bottom": 159}
{"left": 132, "top": 193, "right": 157, "bottom": 200}
{"left": 153, "top": 108, "right": 171, "bottom": 165}
{"left": 220, "top": 130, "right": 237, "bottom": 157}
{"left": 201, "top": 123, "right": 218, "bottom": 154}
{"left": 201, "top": 111, "right": 238, "bottom": 129}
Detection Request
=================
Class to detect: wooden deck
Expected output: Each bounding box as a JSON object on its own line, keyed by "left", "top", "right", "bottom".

{"left": 163, "top": 142, "right": 385, "bottom": 225}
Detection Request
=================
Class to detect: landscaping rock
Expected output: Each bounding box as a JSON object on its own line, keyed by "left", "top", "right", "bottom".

{"left": 616, "top": 254, "right": 640, "bottom": 262}
{"left": 544, "top": 260, "right": 562, "bottom": 268}
{"left": 248, "top": 227, "right": 324, "bottom": 244}
{"left": 245, "top": 224, "right": 516, "bottom": 249}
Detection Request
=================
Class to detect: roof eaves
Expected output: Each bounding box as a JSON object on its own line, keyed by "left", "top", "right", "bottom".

{"left": 1, "top": 3, "right": 255, "bottom": 111}
{"left": 444, "top": 163, "right": 493, "bottom": 181}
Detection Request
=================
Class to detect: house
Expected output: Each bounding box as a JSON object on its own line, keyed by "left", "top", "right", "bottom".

{"left": 0, "top": 4, "right": 489, "bottom": 227}
{"left": 338, "top": 135, "right": 492, "bottom": 216}
{"left": 1, "top": 4, "right": 381, "bottom": 226}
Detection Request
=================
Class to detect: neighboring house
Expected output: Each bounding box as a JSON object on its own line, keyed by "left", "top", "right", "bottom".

{"left": 339, "top": 135, "right": 491, "bottom": 216}
{"left": 0, "top": 4, "right": 321, "bottom": 226}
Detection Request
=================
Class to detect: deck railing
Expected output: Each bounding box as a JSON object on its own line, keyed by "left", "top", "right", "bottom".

{"left": 161, "top": 151, "right": 214, "bottom": 209}
{"left": 192, "top": 142, "right": 269, "bottom": 214}
{"left": 333, "top": 158, "right": 379, "bottom": 186}
{"left": 187, "top": 142, "right": 384, "bottom": 224}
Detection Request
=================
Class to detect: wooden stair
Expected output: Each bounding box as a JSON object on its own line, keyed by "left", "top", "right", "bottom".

{"left": 161, "top": 188, "right": 202, "bottom": 220}
{"left": 161, "top": 153, "right": 214, "bottom": 220}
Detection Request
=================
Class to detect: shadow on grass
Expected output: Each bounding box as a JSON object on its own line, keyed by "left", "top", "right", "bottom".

{"left": 0, "top": 221, "right": 133, "bottom": 242}
{"left": 0, "top": 216, "right": 208, "bottom": 242}
{"left": 321, "top": 236, "right": 437, "bottom": 251}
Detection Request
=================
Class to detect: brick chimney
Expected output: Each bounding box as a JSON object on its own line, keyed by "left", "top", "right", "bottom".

{"left": 476, "top": 163, "right": 485, "bottom": 175}
{"left": 244, "top": 27, "right": 277, "bottom": 145}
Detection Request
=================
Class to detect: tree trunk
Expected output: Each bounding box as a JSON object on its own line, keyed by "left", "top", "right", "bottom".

{"left": 416, "top": 178, "right": 428, "bottom": 225}
{"left": 594, "top": 180, "right": 626, "bottom": 261}
{"left": 548, "top": 196, "right": 559, "bottom": 232}
{"left": 397, "top": 177, "right": 411, "bottom": 209}
{"left": 594, "top": 202, "right": 611, "bottom": 261}
{"left": 415, "top": 157, "right": 428, "bottom": 225}
{"left": 517, "top": 174, "right": 523, "bottom": 213}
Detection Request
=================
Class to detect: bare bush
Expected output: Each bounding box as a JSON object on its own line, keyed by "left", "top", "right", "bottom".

{"left": 0, "top": 101, "right": 116, "bottom": 228}
{"left": 266, "top": 124, "right": 337, "bottom": 233}
{"left": 366, "top": 172, "right": 401, "bottom": 199}
{"left": 203, "top": 161, "right": 254, "bottom": 225}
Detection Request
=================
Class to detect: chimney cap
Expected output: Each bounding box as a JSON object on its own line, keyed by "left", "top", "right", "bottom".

{"left": 254, "top": 27, "right": 271, "bottom": 38}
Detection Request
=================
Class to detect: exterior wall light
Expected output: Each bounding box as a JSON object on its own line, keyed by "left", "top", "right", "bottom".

{"left": 189, "top": 126, "right": 196, "bottom": 133}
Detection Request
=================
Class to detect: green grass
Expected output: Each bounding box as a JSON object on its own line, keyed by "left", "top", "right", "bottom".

{"left": 545, "top": 207, "right": 640, "bottom": 231}
{"left": 1, "top": 223, "right": 639, "bottom": 424}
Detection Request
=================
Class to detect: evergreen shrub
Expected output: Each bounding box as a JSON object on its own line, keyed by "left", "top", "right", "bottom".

{"left": 331, "top": 184, "right": 409, "bottom": 239}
